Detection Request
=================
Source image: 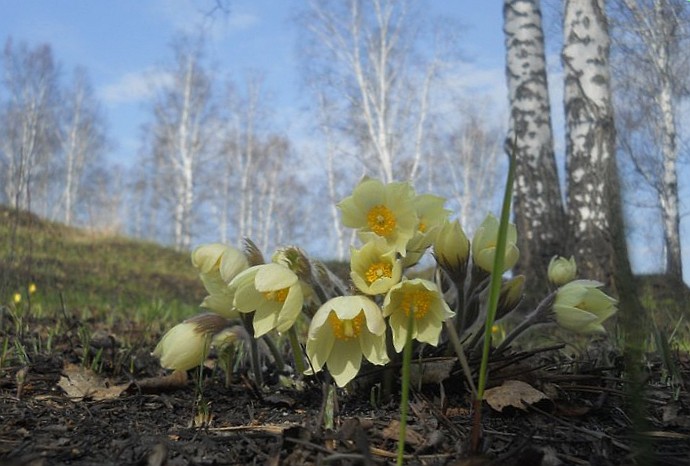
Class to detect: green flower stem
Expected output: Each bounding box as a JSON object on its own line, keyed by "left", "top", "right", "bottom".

{"left": 472, "top": 146, "right": 516, "bottom": 453}
{"left": 397, "top": 310, "right": 415, "bottom": 466}
{"left": 240, "top": 313, "right": 263, "bottom": 386}
{"left": 494, "top": 292, "right": 556, "bottom": 354}
{"left": 261, "top": 334, "right": 286, "bottom": 370}
{"left": 288, "top": 326, "right": 306, "bottom": 375}
{"left": 444, "top": 319, "right": 477, "bottom": 397}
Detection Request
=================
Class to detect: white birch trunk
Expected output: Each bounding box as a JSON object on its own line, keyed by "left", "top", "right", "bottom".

{"left": 504, "top": 0, "right": 567, "bottom": 298}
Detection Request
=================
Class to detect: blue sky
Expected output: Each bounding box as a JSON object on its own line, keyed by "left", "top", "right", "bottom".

{"left": 1, "top": 0, "right": 687, "bottom": 281}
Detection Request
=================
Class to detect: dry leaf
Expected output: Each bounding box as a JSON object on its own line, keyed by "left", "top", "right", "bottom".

{"left": 58, "top": 364, "right": 129, "bottom": 401}
{"left": 381, "top": 420, "right": 426, "bottom": 446}
{"left": 484, "top": 380, "right": 548, "bottom": 412}
{"left": 133, "top": 370, "right": 188, "bottom": 393}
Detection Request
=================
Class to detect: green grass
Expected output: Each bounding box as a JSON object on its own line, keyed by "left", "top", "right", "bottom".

{"left": 0, "top": 204, "right": 205, "bottom": 326}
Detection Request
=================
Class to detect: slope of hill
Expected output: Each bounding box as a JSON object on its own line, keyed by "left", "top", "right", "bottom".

{"left": 0, "top": 205, "right": 205, "bottom": 319}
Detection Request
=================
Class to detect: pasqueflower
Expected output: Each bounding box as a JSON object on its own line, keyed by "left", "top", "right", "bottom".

{"left": 553, "top": 280, "right": 617, "bottom": 333}
{"left": 305, "top": 295, "right": 389, "bottom": 387}
{"left": 230, "top": 263, "right": 304, "bottom": 336}
{"left": 154, "top": 313, "right": 229, "bottom": 371}
{"left": 471, "top": 214, "right": 519, "bottom": 273}
{"left": 192, "top": 243, "right": 249, "bottom": 317}
{"left": 383, "top": 279, "right": 454, "bottom": 352}
{"left": 403, "top": 193, "right": 451, "bottom": 267}
{"left": 433, "top": 219, "right": 470, "bottom": 281}
{"left": 350, "top": 239, "right": 402, "bottom": 295}
{"left": 338, "top": 178, "right": 418, "bottom": 256}
{"left": 548, "top": 255, "right": 577, "bottom": 286}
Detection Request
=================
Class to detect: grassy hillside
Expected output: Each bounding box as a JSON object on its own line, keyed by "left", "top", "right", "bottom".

{"left": 0, "top": 205, "right": 205, "bottom": 324}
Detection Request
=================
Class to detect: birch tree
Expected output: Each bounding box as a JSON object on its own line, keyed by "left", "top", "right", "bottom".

{"left": 59, "top": 67, "right": 107, "bottom": 225}
{"left": 504, "top": 0, "right": 567, "bottom": 299}
{"left": 561, "top": 0, "right": 632, "bottom": 286}
{"left": 0, "top": 39, "right": 59, "bottom": 213}
{"left": 610, "top": 0, "right": 688, "bottom": 281}
{"left": 148, "top": 36, "right": 214, "bottom": 250}
{"left": 299, "top": 0, "right": 438, "bottom": 183}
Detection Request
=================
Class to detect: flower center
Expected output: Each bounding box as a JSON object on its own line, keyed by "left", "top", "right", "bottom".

{"left": 418, "top": 220, "right": 427, "bottom": 233}
{"left": 367, "top": 205, "right": 396, "bottom": 236}
{"left": 263, "top": 287, "right": 289, "bottom": 303}
{"left": 365, "top": 262, "right": 393, "bottom": 284}
{"left": 328, "top": 311, "right": 364, "bottom": 341}
{"left": 401, "top": 290, "right": 432, "bottom": 319}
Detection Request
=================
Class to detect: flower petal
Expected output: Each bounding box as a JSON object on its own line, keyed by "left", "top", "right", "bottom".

{"left": 328, "top": 339, "right": 362, "bottom": 387}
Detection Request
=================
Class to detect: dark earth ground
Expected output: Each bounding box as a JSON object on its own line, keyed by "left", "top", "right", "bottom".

{"left": 1, "top": 311, "right": 689, "bottom": 466}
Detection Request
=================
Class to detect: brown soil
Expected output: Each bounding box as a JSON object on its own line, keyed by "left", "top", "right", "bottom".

{"left": 1, "top": 311, "right": 689, "bottom": 466}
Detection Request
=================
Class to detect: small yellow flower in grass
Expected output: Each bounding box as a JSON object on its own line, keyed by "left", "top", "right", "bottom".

{"left": 433, "top": 219, "right": 470, "bottom": 280}
{"left": 553, "top": 280, "right": 617, "bottom": 334}
{"left": 548, "top": 255, "right": 577, "bottom": 286}
{"left": 471, "top": 214, "right": 519, "bottom": 273}
{"left": 338, "top": 178, "right": 418, "bottom": 256}
{"left": 28, "top": 283, "right": 37, "bottom": 294}
{"left": 306, "top": 295, "right": 389, "bottom": 387}
{"left": 192, "top": 243, "right": 249, "bottom": 318}
{"left": 154, "top": 313, "right": 229, "bottom": 371}
{"left": 230, "top": 263, "right": 304, "bottom": 337}
{"left": 13, "top": 292, "right": 21, "bottom": 304}
{"left": 403, "top": 193, "right": 451, "bottom": 267}
{"left": 383, "top": 278, "right": 454, "bottom": 352}
{"left": 350, "top": 239, "right": 402, "bottom": 295}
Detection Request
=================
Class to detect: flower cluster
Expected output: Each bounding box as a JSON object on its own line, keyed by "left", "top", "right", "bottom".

{"left": 153, "top": 178, "right": 618, "bottom": 388}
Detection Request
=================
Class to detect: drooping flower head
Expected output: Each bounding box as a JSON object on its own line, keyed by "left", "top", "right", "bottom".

{"left": 338, "top": 178, "right": 418, "bottom": 256}
{"left": 350, "top": 239, "right": 403, "bottom": 296}
{"left": 548, "top": 255, "right": 577, "bottom": 286}
{"left": 383, "top": 278, "right": 454, "bottom": 352}
{"left": 230, "top": 263, "right": 304, "bottom": 337}
{"left": 471, "top": 214, "right": 519, "bottom": 273}
{"left": 403, "top": 193, "right": 451, "bottom": 267}
{"left": 154, "top": 313, "right": 230, "bottom": 371}
{"left": 553, "top": 280, "right": 617, "bottom": 334}
{"left": 305, "top": 295, "right": 389, "bottom": 387}
{"left": 192, "top": 243, "right": 249, "bottom": 318}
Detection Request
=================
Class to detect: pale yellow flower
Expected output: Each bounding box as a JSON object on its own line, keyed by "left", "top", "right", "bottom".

{"left": 230, "top": 263, "right": 304, "bottom": 337}
{"left": 403, "top": 193, "right": 450, "bottom": 267}
{"left": 13, "top": 292, "right": 21, "bottom": 304}
{"left": 432, "top": 219, "right": 470, "bottom": 280}
{"left": 553, "top": 280, "right": 617, "bottom": 334}
{"left": 382, "top": 278, "right": 454, "bottom": 352}
{"left": 471, "top": 214, "right": 519, "bottom": 273}
{"left": 338, "top": 178, "right": 418, "bottom": 256}
{"left": 350, "top": 239, "right": 402, "bottom": 295}
{"left": 153, "top": 314, "right": 229, "bottom": 371}
{"left": 28, "top": 283, "right": 37, "bottom": 294}
{"left": 305, "top": 295, "right": 389, "bottom": 387}
{"left": 548, "top": 256, "right": 577, "bottom": 286}
{"left": 192, "top": 243, "right": 249, "bottom": 318}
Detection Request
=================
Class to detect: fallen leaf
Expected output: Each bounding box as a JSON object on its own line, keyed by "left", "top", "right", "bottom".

{"left": 381, "top": 420, "right": 426, "bottom": 446}
{"left": 58, "top": 364, "right": 129, "bottom": 401}
{"left": 131, "top": 370, "right": 188, "bottom": 394}
{"left": 484, "top": 380, "right": 548, "bottom": 412}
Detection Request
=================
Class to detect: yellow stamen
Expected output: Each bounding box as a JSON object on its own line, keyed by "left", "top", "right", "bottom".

{"left": 367, "top": 205, "right": 396, "bottom": 236}
{"left": 328, "top": 311, "right": 364, "bottom": 341}
{"left": 263, "top": 287, "right": 289, "bottom": 303}
{"left": 401, "top": 290, "right": 432, "bottom": 319}
{"left": 365, "top": 262, "right": 393, "bottom": 284}
{"left": 418, "top": 220, "right": 427, "bottom": 233}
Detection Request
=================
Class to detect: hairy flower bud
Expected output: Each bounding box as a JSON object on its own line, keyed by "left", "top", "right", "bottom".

{"left": 432, "top": 220, "right": 470, "bottom": 282}
{"left": 471, "top": 214, "right": 519, "bottom": 273}
{"left": 548, "top": 255, "right": 577, "bottom": 286}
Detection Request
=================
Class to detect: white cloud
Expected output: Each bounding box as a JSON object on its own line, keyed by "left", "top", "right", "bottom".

{"left": 99, "top": 69, "right": 172, "bottom": 105}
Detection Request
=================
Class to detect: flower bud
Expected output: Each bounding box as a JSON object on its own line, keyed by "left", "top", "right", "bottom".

{"left": 553, "top": 280, "right": 617, "bottom": 334}
{"left": 548, "top": 255, "right": 577, "bottom": 286}
{"left": 496, "top": 275, "right": 525, "bottom": 319}
{"left": 471, "top": 214, "right": 519, "bottom": 273}
{"left": 433, "top": 220, "right": 470, "bottom": 281}
{"left": 154, "top": 313, "right": 229, "bottom": 371}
